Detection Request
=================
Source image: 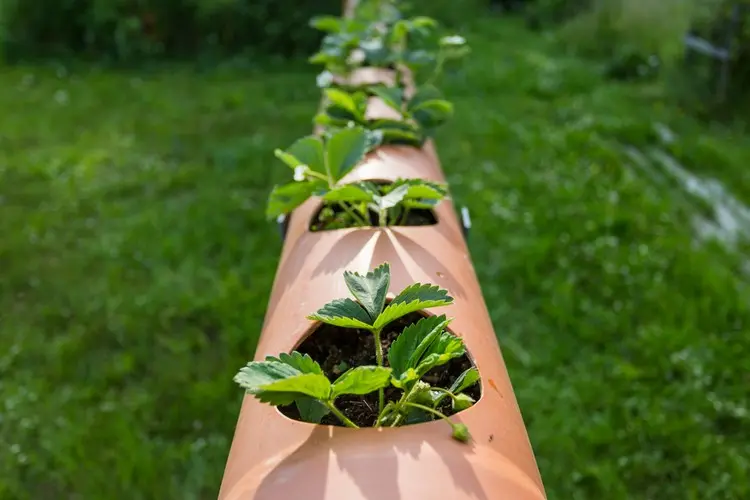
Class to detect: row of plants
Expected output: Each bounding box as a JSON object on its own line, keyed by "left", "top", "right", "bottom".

{"left": 265, "top": 0, "right": 468, "bottom": 231}
{"left": 234, "top": 0, "right": 480, "bottom": 441}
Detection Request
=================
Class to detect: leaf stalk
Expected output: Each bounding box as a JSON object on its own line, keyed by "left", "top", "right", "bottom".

{"left": 326, "top": 401, "right": 360, "bottom": 428}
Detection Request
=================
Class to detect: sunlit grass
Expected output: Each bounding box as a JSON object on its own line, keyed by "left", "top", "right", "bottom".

{"left": 1, "top": 15, "right": 749, "bottom": 500}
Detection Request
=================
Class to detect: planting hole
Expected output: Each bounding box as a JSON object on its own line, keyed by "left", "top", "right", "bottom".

{"left": 310, "top": 204, "right": 437, "bottom": 231}
{"left": 309, "top": 180, "right": 440, "bottom": 232}
{"left": 279, "top": 311, "right": 481, "bottom": 427}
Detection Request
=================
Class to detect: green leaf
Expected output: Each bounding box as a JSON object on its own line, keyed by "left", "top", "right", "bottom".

{"left": 307, "top": 298, "right": 374, "bottom": 329}
{"left": 389, "top": 179, "right": 448, "bottom": 200}
{"left": 343, "top": 263, "right": 391, "bottom": 320}
{"left": 442, "top": 45, "right": 471, "bottom": 61}
{"left": 452, "top": 393, "right": 475, "bottom": 411}
{"left": 266, "top": 180, "right": 323, "bottom": 219}
{"left": 325, "top": 126, "right": 370, "bottom": 181}
{"left": 234, "top": 360, "right": 301, "bottom": 392}
{"left": 391, "top": 367, "right": 418, "bottom": 389}
{"left": 405, "top": 408, "right": 432, "bottom": 424}
{"left": 314, "top": 112, "right": 341, "bottom": 128}
{"left": 407, "top": 85, "right": 443, "bottom": 111}
{"left": 324, "top": 91, "right": 367, "bottom": 124}
{"left": 322, "top": 183, "right": 375, "bottom": 203}
{"left": 369, "top": 119, "right": 420, "bottom": 146}
{"left": 310, "top": 16, "right": 345, "bottom": 33}
{"left": 405, "top": 184, "right": 446, "bottom": 200}
{"left": 324, "top": 88, "right": 359, "bottom": 116}
{"left": 254, "top": 373, "right": 332, "bottom": 405}
{"left": 390, "top": 20, "right": 410, "bottom": 45}
{"left": 379, "top": 128, "right": 423, "bottom": 147}
{"left": 411, "top": 16, "right": 438, "bottom": 29}
{"left": 296, "top": 396, "right": 331, "bottom": 423}
{"left": 412, "top": 100, "right": 454, "bottom": 130}
{"left": 373, "top": 283, "right": 453, "bottom": 330}
{"left": 370, "top": 119, "right": 419, "bottom": 133}
{"left": 325, "top": 104, "right": 360, "bottom": 122}
{"left": 373, "top": 184, "right": 409, "bottom": 211}
{"left": 388, "top": 314, "right": 450, "bottom": 378}
{"left": 275, "top": 136, "right": 325, "bottom": 174}
{"left": 331, "top": 366, "right": 393, "bottom": 398}
{"left": 402, "top": 199, "right": 439, "bottom": 210}
{"left": 411, "top": 99, "right": 454, "bottom": 117}
{"left": 425, "top": 331, "right": 466, "bottom": 359}
{"left": 449, "top": 367, "right": 480, "bottom": 394}
{"left": 415, "top": 332, "right": 466, "bottom": 377}
{"left": 405, "top": 316, "right": 451, "bottom": 373}
{"left": 368, "top": 85, "right": 403, "bottom": 112}
{"left": 234, "top": 359, "right": 330, "bottom": 407}
{"left": 309, "top": 51, "right": 333, "bottom": 65}
{"left": 266, "top": 351, "right": 323, "bottom": 375}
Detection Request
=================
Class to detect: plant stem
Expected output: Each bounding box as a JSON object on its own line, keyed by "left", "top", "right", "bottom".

{"left": 373, "top": 328, "right": 385, "bottom": 413}
{"left": 402, "top": 402, "right": 455, "bottom": 425}
{"left": 373, "top": 328, "right": 384, "bottom": 367}
{"left": 398, "top": 206, "right": 411, "bottom": 225}
{"left": 324, "top": 158, "right": 333, "bottom": 188}
{"left": 306, "top": 170, "right": 329, "bottom": 183}
{"left": 426, "top": 53, "right": 446, "bottom": 87}
{"left": 375, "top": 403, "right": 394, "bottom": 427}
{"left": 326, "top": 401, "right": 359, "bottom": 428}
{"left": 390, "top": 413, "right": 403, "bottom": 427}
{"left": 339, "top": 202, "right": 369, "bottom": 227}
{"left": 388, "top": 208, "right": 398, "bottom": 226}
{"left": 429, "top": 387, "right": 459, "bottom": 407}
{"left": 378, "top": 208, "right": 387, "bottom": 227}
{"left": 388, "top": 381, "right": 421, "bottom": 427}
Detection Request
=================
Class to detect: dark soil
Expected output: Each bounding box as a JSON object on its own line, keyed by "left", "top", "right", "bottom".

{"left": 309, "top": 203, "right": 437, "bottom": 231}
{"left": 279, "top": 312, "right": 481, "bottom": 427}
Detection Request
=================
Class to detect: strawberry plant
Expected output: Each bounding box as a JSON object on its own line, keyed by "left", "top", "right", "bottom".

{"left": 313, "top": 178, "right": 447, "bottom": 230}
{"left": 268, "top": 126, "right": 448, "bottom": 228}
{"left": 266, "top": 125, "right": 379, "bottom": 219}
{"left": 267, "top": 0, "right": 468, "bottom": 231}
{"left": 315, "top": 84, "right": 454, "bottom": 146}
{"left": 234, "top": 263, "right": 480, "bottom": 442}
{"left": 310, "top": 2, "right": 469, "bottom": 90}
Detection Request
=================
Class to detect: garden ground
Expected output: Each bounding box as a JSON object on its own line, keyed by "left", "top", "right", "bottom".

{"left": 1, "top": 15, "right": 749, "bottom": 500}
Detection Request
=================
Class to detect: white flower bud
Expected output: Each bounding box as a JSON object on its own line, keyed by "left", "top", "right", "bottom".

{"left": 294, "top": 165, "right": 308, "bottom": 182}
{"left": 440, "top": 35, "right": 466, "bottom": 47}
{"left": 316, "top": 71, "right": 334, "bottom": 88}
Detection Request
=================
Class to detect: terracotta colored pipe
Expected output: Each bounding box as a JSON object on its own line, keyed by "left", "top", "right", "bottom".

{"left": 218, "top": 2, "right": 546, "bottom": 498}
{"left": 219, "top": 147, "right": 546, "bottom": 499}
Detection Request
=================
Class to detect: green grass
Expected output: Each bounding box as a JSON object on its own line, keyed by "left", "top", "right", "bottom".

{"left": 1, "top": 15, "right": 749, "bottom": 500}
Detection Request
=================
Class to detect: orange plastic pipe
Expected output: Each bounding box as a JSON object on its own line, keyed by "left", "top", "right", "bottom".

{"left": 217, "top": 3, "right": 546, "bottom": 499}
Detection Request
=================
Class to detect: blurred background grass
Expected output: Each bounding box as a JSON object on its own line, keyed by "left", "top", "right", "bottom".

{"left": 1, "top": 1, "right": 749, "bottom": 499}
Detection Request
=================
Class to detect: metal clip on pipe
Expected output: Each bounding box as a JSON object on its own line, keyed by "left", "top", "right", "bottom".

{"left": 460, "top": 206, "right": 472, "bottom": 239}
{"left": 277, "top": 214, "right": 289, "bottom": 241}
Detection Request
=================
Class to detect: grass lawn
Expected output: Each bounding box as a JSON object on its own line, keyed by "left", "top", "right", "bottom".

{"left": 1, "top": 14, "right": 749, "bottom": 500}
